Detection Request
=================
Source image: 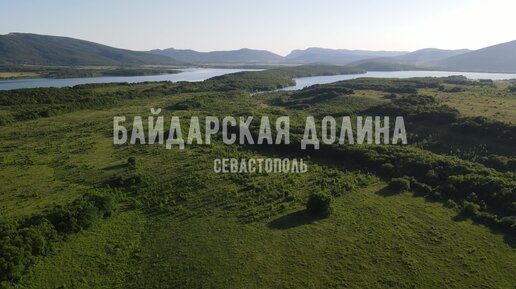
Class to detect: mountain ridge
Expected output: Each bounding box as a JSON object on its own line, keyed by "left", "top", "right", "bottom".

{"left": 284, "top": 47, "right": 408, "bottom": 65}
{"left": 0, "top": 33, "right": 181, "bottom": 66}
{"left": 1, "top": 33, "right": 516, "bottom": 73}
{"left": 149, "top": 47, "right": 283, "bottom": 64}
{"left": 437, "top": 40, "right": 516, "bottom": 73}
{"left": 347, "top": 48, "right": 472, "bottom": 68}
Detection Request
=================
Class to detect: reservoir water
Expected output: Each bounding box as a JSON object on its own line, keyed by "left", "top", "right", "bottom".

{"left": 0, "top": 68, "right": 261, "bottom": 90}
{"left": 1, "top": 68, "right": 515, "bottom": 91}
{"left": 281, "top": 70, "right": 516, "bottom": 91}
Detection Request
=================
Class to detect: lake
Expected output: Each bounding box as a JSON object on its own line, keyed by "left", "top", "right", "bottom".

{"left": 280, "top": 70, "right": 516, "bottom": 91}
{"left": 1, "top": 68, "right": 515, "bottom": 91}
{"left": 0, "top": 68, "right": 261, "bottom": 90}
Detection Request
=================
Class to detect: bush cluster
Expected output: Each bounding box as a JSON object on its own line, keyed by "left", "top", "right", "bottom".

{"left": 388, "top": 177, "right": 411, "bottom": 192}
{"left": 0, "top": 191, "right": 115, "bottom": 283}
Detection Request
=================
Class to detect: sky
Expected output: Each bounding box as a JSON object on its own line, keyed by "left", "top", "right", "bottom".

{"left": 1, "top": 0, "right": 515, "bottom": 56}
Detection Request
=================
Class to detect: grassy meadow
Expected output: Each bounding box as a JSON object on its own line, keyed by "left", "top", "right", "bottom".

{"left": 0, "top": 66, "right": 514, "bottom": 288}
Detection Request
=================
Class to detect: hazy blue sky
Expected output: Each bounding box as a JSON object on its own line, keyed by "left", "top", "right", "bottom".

{"left": 1, "top": 0, "right": 515, "bottom": 55}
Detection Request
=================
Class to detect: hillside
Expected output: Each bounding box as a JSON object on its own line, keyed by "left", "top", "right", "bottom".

{"left": 285, "top": 47, "right": 408, "bottom": 65}
{"left": 349, "top": 49, "right": 470, "bottom": 69}
{"left": 0, "top": 33, "right": 180, "bottom": 66}
{"left": 150, "top": 48, "right": 284, "bottom": 64}
{"left": 438, "top": 40, "right": 516, "bottom": 72}
{"left": 393, "top": 48, "right": 470, "bottom": 66}
{"left": 351, "top": 61, "right": 422, "bottom": 71}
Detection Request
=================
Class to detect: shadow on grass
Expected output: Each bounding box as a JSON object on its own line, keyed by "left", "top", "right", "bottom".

{"left": 268, "top": 210, "right": 322, "bottom": 230}
{"left": 375, "top": 187, "right": 402, "bottom": 197}
{"left": 452, "top": 213, "right": 469, "bottom": 222}
{"left": 503, "top": 232, "right": 516, "bottom": 248}
{"left": 375, "top": 184, "right": 516, "bottom": 249}
{"left": 452, "top": 212, "right": 516, "bottom": 248}
{"left": 102, "top": 163, "right": 129, "bottom": 171}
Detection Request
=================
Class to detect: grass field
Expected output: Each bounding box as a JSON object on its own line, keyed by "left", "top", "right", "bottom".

{"left": 15, "top": 182, "right": 515, "bottom": 289}
{"left": 421, "top": 83, "right": 516, "bottom": 123}
{"left": 0, "top": 72, "right": 40, "bottom": 79}
{"left": 0, "top": 69, "right": 514, "bottom": 288}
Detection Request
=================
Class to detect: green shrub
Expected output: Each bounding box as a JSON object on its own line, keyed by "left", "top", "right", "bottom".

{"left": 170, "top": 100, "right": 204, "bottom": 110}
{"left": 48, "top": 191, "right": 114, "bottom": 234}
{"left": 387, "top": 178, "right": 411, "bottom": 192}
{"left": 499, "top": 216, "right": 516, "bottom": 232}
{"left": 426, "top": 191, "right": 441, "bottom": 201}
{"left": 380, "top": 163, "right": 395, "bottom": 176}
{"left": 410, "top": 180, "right": 432, "bottom": 195}
{"left": 461, "top": 201, "right": 480, "bottom": 216}
{"left": 0, "top": 112, "right": 13, "bottom": 126}
{"left": 444, "top": 199, "right": 458, "bottom": 209}
{"left": 383, "top": 93, "right": 397, "bottom": 99}
{"left": 306, "top": 191, "right": 333, "bottom": 217}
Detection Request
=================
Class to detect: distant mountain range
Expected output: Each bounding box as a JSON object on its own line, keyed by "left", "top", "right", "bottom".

{"left": 284, "top": 47, "right": 407, "bottom": 65}
{"left": 1, "top": 33, "right": 516, "bottom": 73}
{"left": 149, "top": 48, "right": 283, "bottom": 64}
{"left": 0, "top": 33, "right": 180, "bottom": 66}
{"left": 346, "top": 48, "right": 473, "bottom": 71}
{"left": 349, "top": 48, "right": 472, "bottom": 67}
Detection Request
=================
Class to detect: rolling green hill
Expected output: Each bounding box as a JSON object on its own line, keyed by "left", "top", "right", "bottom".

{"left": 0, "top": 33, "right": 180, "bottom": 66}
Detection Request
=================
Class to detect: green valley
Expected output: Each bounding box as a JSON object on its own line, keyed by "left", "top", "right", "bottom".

{"left": 0, "top": 66, "right": 514, "bottom": 288}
